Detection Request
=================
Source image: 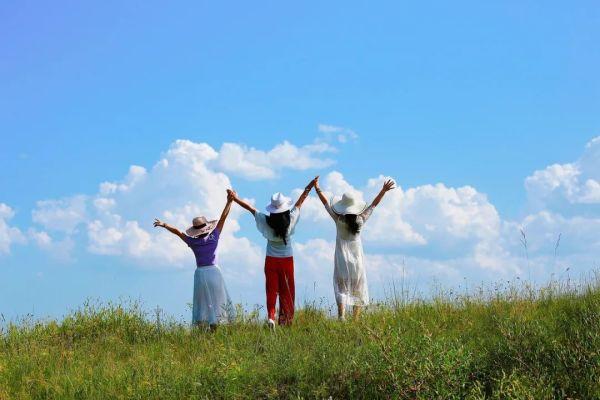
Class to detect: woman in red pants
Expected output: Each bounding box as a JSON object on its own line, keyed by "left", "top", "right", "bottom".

{"left": 229, "top": 177, "right": 316, "bottom": 329}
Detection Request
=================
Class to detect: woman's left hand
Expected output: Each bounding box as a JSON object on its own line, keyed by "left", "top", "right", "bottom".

{"left": 153, "top": 218, "right": 165, "bottom": 228}
{"left": 382, "top": 179, "right": 396, "bottom": 192}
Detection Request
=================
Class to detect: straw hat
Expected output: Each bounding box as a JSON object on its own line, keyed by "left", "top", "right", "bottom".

{"left": 185, "top": 216, "right": 217, "bottom": 237}
{"left": 265, "top": 192, "right": 293, "bottom": 214}
{"left": 331, "top": 192, "right": 367, "bottom": 215}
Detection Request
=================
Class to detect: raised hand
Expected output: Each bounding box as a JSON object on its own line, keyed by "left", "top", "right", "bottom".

{"left": 314, "top": 175, "right": 328, "bottom": 206}
{"left": 382, "top": 179, "right": 396, "bottom": 192}
{"left": 296, "top": 176, "right": 318, "bottom": 209}
{"left": 227, "top": 189, "right": 257, "bottom": 215}
{"left": 311, "top": 176, "right": 319, "bottom": 189}
{"left": 370, "top": 179, "right": 396, "bottom": 208}
{"left": 227, "top": 189, "right": 236, "bottom": 202}
{"left": 154, "top": 218, "right": 186, "bottom": 241}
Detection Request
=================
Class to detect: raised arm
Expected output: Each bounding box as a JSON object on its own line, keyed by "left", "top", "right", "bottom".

{"left": 369, "top": 179, "right": 396, "bottom": 208}
{"left": 294, "top": 176, "right": 318, "bottom": 209}
{"left": 215, "top": 191, "right": 235, "bottom": 232}
{"left": 314, "top": 176, "right": 339, "bottom": 220}
{"left": 228, "top": 189, "right": 257, "bottom": 216}
{"left": 313, "top": 176, "right": 328, "bottom": 207}
{"left": 153, "top": 219, "right": 187, "bottom": 242}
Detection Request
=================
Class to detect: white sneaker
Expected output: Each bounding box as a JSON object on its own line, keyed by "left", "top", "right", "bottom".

{"left": 267, "top": 319, "right": 276, "bottom": 331}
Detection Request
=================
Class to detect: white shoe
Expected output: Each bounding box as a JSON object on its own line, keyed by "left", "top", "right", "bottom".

{"left": 267, "top": 319, "right": 276, "bottom": 331}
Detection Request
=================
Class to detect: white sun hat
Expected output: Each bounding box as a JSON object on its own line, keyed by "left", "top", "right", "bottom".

{"left": 331, "top": 192, "right": 367, "bottom": 215}
{"left": 265, "top": 192, "right": 293, "bottom": 214}
{"left": 185, "top": 216, "right": 217, "bottom": 237}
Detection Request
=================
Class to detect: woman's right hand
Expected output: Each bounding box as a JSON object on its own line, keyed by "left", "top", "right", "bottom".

{"left": 153, "top": 218, "right": 165, "bottom": 228}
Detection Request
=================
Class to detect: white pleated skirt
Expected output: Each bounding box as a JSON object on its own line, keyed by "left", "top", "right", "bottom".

{"left": 192, "top": 265, "right": 234, "bottom": 325}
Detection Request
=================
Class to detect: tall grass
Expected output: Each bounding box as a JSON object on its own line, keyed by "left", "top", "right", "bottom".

{"left": 2, "top": 275, "right": 600, "bottom": 399}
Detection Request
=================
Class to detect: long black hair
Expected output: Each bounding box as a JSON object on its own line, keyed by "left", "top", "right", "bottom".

{"left": 343, "top": 214, "right": 360, "bottom": 235}
{"left": 266, "top": 210, "right": 292, "bottom": 245}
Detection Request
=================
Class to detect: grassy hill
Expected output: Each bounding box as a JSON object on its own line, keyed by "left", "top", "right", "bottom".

{"left": 2, "top": 279, "right": 600, "bottom": 399}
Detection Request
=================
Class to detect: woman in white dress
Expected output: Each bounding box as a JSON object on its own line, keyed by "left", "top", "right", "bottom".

{"left": 314, "top": 178, "right": 395, "bottom": 319}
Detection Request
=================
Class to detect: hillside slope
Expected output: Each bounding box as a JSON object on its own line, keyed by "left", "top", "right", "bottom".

{"left": 2, "top": 282, "right": 599, "bottom": 399}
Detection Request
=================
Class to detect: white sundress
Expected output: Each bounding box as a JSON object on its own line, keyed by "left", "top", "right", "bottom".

{"left": 324, "top": 202, "right": 374, "bottom": 306}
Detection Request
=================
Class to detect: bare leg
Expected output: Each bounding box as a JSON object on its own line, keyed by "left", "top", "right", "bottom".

{"left": 337, "top": 302, "right": 346, "bottom": 320}
{"left": 352, "top": 305, "right": 362, "bottom": 319}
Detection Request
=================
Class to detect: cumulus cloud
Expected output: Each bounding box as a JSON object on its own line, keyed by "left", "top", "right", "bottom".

{"left": 294, "top": 238, "right": 336, "bottom": 302}
{"left": 215, "top": 140, "right": 336, "bottom": 180}
{"left": 517, "top": 212, "right": 600, "bottom": 255}
{"left": 515, "top": 136, "right": 600, "bottom": 275}
{"left": 290, "top": 175, "right": 523, "bottom": 290}
{"left": 27, "top": 139, "right": 283, "bottom": 268}
{"left": 525, "top": 136, "right": 600, "bottom": 208}
{"left": 0, "top": 203, "right": 25, "bottom": 254}
{"left": 300, "top": 171, "right": 505, "bottom": 268}
{"left": 14, "top": 134, "right": 600, "bottom": 299}
{"left": 32, "top": 195, "right": 88, "bottom": 233}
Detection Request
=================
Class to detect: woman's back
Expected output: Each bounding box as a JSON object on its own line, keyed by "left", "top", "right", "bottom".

{"left": 326, "top": 204, "right": 373, "bottom": 241}
{"left": 255, "top": 207, "right": 300, "bottom": 257}
{"left": 185, "top": 229, "right": 220, "bottom": 267}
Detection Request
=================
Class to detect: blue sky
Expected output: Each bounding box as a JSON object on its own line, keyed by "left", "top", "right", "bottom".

{"left": 1, "top": 1, "right": 599, "bottom": 321}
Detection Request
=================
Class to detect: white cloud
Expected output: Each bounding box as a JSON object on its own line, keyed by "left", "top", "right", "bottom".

{"left": 215, "top": 140, "right": 336, "bottom": 180}
{"left": 13, "top": 134, "right": 600, "bottom": 302}
{"left": 32, "top": 195, "right": 87, "bottom": 233}
{"left": 317, "top": 124, "right": 358, "bottom": 143}
{"left": 391, "top": 183, "right": 501, "bottom": 246}
{"left": 292, "top": 238, "right": 516, "bottom": 305}
{"left": 0, "top": 203, "right": 25, "bottom": 255}
{"left": 288, "top": 171, "right": 524, "bottom": 287}
{"left": 515, "top": 136, "right": 600, "bottom": 276}
{"left": 518, "top": 211, "right": 600, "bottom": 255}
{"left": 28, "top": 228, "right": 75, "bottom": 263}
{"left": 295, "top": 136, "right": 598, "bottom": 280}
{"left": 28, "top": 139, "right": 273, "bottom": 268}
{"left": 99, "top": 165, "right": 147, "bottom": 195}
{"left": 525, "top": 136, "right": 600, "bottom": 207}
{"left": 301, "top": 172, "right": 502, "bottom": 259}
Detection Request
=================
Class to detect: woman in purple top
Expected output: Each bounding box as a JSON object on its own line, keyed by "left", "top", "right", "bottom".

{"left": 153, "top": 191, "right": 234, "bottom": 331}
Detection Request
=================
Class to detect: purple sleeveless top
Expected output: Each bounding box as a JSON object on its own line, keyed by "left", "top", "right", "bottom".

{"left": 184, "top": 228, "right": 220, "bottom": 267}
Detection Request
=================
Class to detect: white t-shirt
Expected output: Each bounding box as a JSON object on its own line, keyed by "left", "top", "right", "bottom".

{"left": 254, "top": 207, "right": 300, "bottom": 257}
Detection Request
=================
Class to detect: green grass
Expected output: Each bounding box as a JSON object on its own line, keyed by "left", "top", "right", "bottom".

{"left": 2, "top": 278, "right": 600, "bottom": 399}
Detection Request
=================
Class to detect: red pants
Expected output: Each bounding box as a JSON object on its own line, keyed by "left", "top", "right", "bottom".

{"left": 264, "top": 256, "right": 295, "bottom": 325}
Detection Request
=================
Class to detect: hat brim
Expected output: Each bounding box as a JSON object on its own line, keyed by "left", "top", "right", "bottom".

{"left": 265, "top": 203, "right": 292, "bottom": 214}
{"left": 265, "top": 198, "right": 293, "bottom": 214}
{"left": 185, "top": 220, "right": 217, "bottom": 237}
{"left": 330, "top": 196, "right": 367, "bottom": 215}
